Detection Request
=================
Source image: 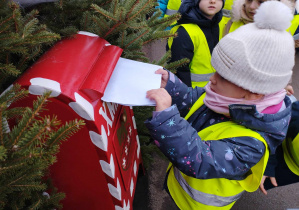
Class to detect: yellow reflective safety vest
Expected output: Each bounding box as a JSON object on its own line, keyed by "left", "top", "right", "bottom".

{"left": 282, "top": 133, "right": 299, "bottom": 176}
{"left": 287, "top": 14, "right": 299, "bottom": 36}
{"left": 225, "top": 14, "right": 299, "bottom": 37}
{"left": 168, "top": 24, "right": 216, "bottom": 88}
{"left": 220, "top": 20, "right": 245, "bottom": 39}
{"left": 164, "top": 0, "right": 182, "bottom": 26}
{"left": 228, "top": 21, "right": 245, "bottom": 33}
{"left": 167, "top": 93, "right": 269, "bottom": 209}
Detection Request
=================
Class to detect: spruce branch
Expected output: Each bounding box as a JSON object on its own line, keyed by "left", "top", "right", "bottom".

{"left": 91, "top": 4, "right": 118, "bottom": 21}
{"left": 0, "top": 16, "right": 14, "bottom": 34}
{"left": 47, "top": 119, "right": 85, "bottom": 147}
{"left": 124, "top": 29, "right": 149, "bottom": 49}
{"left": 0, "top": 84, "right": 28, "bottom": 106}
{"left": 19, "top": 116, "right": 60, "bottom": 150}
{"left": 22, "top": 18, "right": 39, "bottom": 38}
{"left": 22, "top": 10, "right": 39, "bottom": 27}
{"left": 165, "top": 58, "right": 190, "bottom": 72}
{"left": 127, "top": 0, "right": 152, "bottom": 21}
{"left": 28, "top": 198, "right": 41, "bottom": 210}
{"left": 11, "top": 3, "right": 20, "bottom": 34}
{"left": 10, "top": 92, "right": 51, "bottom": 146}
{"left": 5, "top": 107, "right": 27, "bottom": 120}
{"left": 0, "top": 63, "right": 20, "bottom": 77}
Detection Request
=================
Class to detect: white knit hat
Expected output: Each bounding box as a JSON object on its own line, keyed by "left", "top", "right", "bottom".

{"left": 211, "top": 1, "right": 295, "bottom": 94}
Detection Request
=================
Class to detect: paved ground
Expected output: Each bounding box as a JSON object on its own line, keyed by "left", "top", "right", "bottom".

{"left": 133, "top": 40, "right": 299, "bottom": 210}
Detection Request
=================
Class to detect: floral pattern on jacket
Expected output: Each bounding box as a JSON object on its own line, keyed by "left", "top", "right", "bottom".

{"left": 145, "top": 72, "right": 292, "bottom": 180}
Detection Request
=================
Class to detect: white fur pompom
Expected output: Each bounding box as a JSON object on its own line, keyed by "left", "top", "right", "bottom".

{"left": 254, "top": 1, "right": 293, "bottom": 31}
{"left": 296, "top": 0, "right": 299, "bottom": 13}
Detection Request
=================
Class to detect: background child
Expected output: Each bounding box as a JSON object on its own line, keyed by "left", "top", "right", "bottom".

{"left": 145, "top": 1, "right": 294, "bottom": 209}
{"left": 167, "top": 0, "right": 223, "bottom": 88}
{"left": 221, "top": 0, "right": 265, "bottom": 37}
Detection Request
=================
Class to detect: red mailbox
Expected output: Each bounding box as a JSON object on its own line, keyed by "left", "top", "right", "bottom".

{"left": 12, "top": 31, "right": 142, "bottom": 210}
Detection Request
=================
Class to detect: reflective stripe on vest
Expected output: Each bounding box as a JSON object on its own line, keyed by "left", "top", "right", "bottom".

{"left": 288, "top": 15, "right": 299, "bottom": 35}
{"left": 191, "top": 72, "right": 215, "bottom": 83}
{"left": 173, "top": 167, "right": 244, "bottom": 207}
{"left": 165, "top": 8, "right": 178, "bottom": 16}
{"left": 164, "top": 0, "right": 181, "bottom": 17}
{"left": 222, "top": 9, "right": 231, "bottom": 18}
{"left": 282, "top": 134, "right": 299, "bottom": 176}
{"left": 167, "top": 93, "right": 269, "bottom": 209}
{"left": 168, "top": 24, "right": 215, "bottom": 88}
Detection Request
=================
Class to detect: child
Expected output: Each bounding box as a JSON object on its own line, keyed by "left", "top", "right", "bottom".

{"left": 259, "top": 100, "right": 299, "bottom": 195}
{"left": 167, "top": 0, "right": 224, "bottom": 88}
{"left": 222, "top": 0, "right": 266, "bottom": 37}
{"left": 145, "top": 1, "right": 294, "bottom": 209}
{"left": 222, "top": 0, "right": 298, "bottom": 36}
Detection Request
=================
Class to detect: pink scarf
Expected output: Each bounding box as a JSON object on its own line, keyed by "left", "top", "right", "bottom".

{"left": 203, "top": 82, "right": 286, "bottom": 116}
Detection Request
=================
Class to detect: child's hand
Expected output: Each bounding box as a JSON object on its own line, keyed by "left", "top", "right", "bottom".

{"left": 285, "top": 84, "right": 294, "bottom": 96}
{"left": 155, "top": 68, "right": 169, "bottom": 88}
{"left": 259, "top": 175, "right": 277, "bottom": 195}
{"left": 146, "top": 88, "right": 172, "bottom": 111}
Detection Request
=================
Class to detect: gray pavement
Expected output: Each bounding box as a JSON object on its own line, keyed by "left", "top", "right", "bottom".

{"left": 136, "top": 40, "right": 299, "bottom": 210}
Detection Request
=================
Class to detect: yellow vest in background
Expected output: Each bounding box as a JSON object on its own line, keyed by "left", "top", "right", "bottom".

{"left": 164, "top": 0, "right": 182, "bottom": 26}
{"left": 168, "top": 24, "right": 215, "bottom": 87}
{"left": 288, "top": 15, "right": 299, "bottom": 35}
{"left": 167, "top": 93, "right": 269, "bottom": 209}
{"left": 283, "top": 134, "right": 299, "bottom": 176}
{"left": 229, "top": 21, "right": 245, "bottom": 33}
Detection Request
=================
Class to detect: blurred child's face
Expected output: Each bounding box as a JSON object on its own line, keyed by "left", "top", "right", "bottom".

{"left": 209, "top": 72, "right": 250, "bottom": 98}
{"left": 244, "top": 0, "right": 266, "bottom": 20}
{"left": 199, "top": 0, "right": 223, "bottom": 19}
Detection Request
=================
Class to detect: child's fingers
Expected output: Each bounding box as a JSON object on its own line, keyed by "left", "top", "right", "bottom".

{"left": 146, "top": 88, "right": 172, "bottom": 111}
{"left": 285, "top": 85, "right": 294, "bottom": 96}
{"left": 146, "top": 89, "right": 168, "bottom": 100}
{"left": 146, "top": 89, "right": 160, "bottom": 100}
{"left": 270, "top": 177, "right": 278, "bottom": 187}
{"left": 155, "top": 68, "right": 169, "bottom": 88}
{"left": 155, "top": 68, "right": 167, "bottom": 75}
{"left": 259, "top": 176, "right": 268, "bottom": 195}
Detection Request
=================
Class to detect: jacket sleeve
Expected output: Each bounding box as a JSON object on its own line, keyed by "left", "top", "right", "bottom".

{"left": 169, "top": 26, "right": 194, "bottom": 87}
{"left": 264, "top": 101, "right": 299, "bottom": 177}
{"left": 263, "top": 154, "right": 277, "bottom": 177}
{"left": 288, "top": 101, "right": 299, "bottom": 139}
{"left": 144, "top": 105, "right": 266, "bottom": 179}
{"left": 164, "top": 70, "right": 205, "bottom": 117}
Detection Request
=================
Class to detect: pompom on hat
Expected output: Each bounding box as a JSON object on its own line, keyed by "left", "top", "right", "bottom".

{"left": 211, "top": 1, "right": 295, "bottom": 95}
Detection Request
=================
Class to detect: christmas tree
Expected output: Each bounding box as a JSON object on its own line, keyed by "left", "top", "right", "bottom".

{"left": 0, "top": 0, "right": 186, "bottom": 208}
{"left": 0, "top": 85, "right": 85, "bottom": 209}
{"left": 0, "top": 1, "right": 60, "bottom": 90}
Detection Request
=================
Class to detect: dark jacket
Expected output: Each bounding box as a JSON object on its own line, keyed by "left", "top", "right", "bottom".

{"left": 145, "top": 72, "right": 292, "bottom": 180}
{"left": 167, "top": 0, "right": 223, "bottom": 86}
{"left": 264, "top": 100, "right": 299, "bottom": 177}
